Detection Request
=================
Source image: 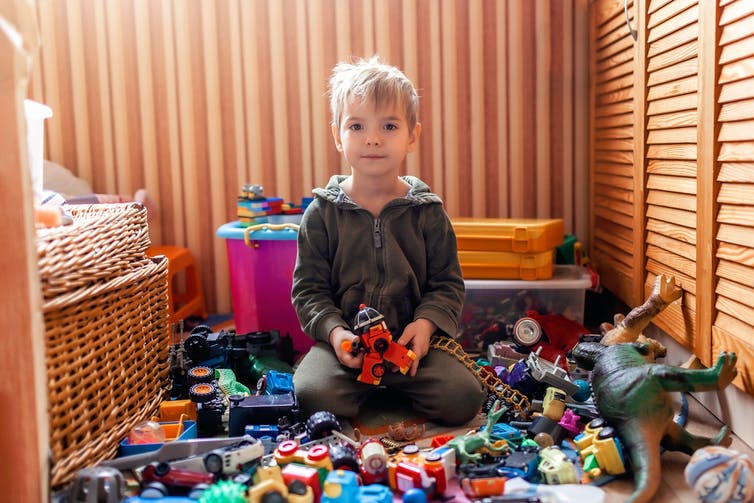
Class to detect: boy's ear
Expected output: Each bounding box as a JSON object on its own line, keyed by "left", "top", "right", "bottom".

{"left": 407, "top": 122, "right": 422, "bottom": 152}
{"left": 331, "top": 123, "right": 343, "bottom": 152}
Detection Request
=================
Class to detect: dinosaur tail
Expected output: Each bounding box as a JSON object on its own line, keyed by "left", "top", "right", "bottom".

{"left": 625, "top": 429, "right": 663, "bottom": 503}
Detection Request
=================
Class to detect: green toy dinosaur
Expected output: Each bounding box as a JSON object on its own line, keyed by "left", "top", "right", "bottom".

{"left": 447, "top": 400, "right": 510, "bottom": 464}
{"left": 572, "top": 342, "right": 738, "bottom": 503}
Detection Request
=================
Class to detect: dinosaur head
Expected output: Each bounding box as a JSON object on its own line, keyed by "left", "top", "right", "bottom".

{"left": 571, "top": 341, "right": 608, "bottom": 370}
{"left": 485, "top": 400, "right": 508, "bottom": 430}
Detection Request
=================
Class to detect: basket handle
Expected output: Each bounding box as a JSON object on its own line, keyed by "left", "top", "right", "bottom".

{"left": 243, "top": 223, "right": 300, "bottom": 248}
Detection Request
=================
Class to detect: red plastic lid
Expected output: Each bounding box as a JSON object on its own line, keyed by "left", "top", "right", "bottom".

{"left": 307, "top": 444, "right": 329, "bottom": 461}
{"left": 277, "top": 439, "right": 299, "bottom": 456}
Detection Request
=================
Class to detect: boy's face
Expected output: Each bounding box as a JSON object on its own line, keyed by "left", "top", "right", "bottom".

{"left": 332, "top": 97, "right": 421, "bottom": 178}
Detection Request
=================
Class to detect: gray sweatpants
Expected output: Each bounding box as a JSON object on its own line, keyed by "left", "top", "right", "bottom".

{"left": 292, "top": 341, "right": 486, "bottom": 426}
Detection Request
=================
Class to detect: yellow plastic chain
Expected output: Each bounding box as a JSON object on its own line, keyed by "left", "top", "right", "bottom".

{"left": 429, "top": 335, "right": 530, "bottom": 418}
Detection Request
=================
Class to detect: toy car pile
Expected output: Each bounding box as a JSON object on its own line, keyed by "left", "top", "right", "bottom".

{"left": 61, "top": 315, "right": 625, "bottom": 503}
{"left": 61, "top": 284, "right": 745, "bottom": 503}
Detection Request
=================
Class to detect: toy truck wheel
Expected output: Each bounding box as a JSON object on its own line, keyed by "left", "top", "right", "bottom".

{"left": 588, "top": 418, "right": 605, "bottom": 430}
{"left": 190, "top": 383, "right": 217, "bottom": 403}
{"left": 190, "top": 325, "right": 213, "bottom": 337}
{"left": 153, "top": 462, "right": 171, "bottom": 477}
{"left": 184, "top": 333, "right": 210, "bottom": 361}
{"left": 140, "top": 481, "right": 168, "bottom": 498}
{"left": 259, "top": 489, "right": 286, "bottom": 503}
{"left": 188, "top": 483, "right": 209, "bottom": 499}
{"left": 203, "top": 452, "right": 224, "bottom": 474}
{"left": 287, "top": 480, "right": 309, "bottom": 496}
{"left": 329, "top": 442, "right": 360, "bottom": 472}
{"left": 598, "top": 426, "right": 617, "bottom": 440}
{"left": 188, "top": 366, "right": 214, "bottom": 384}
{"left": 306, "top": 410, "right": 341, "bottom": 439}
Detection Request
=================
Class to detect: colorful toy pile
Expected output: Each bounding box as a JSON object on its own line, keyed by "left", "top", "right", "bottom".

{"left": 237, "top": 184, "right": 311, "bottom": 227}
{"left": 59, "top": 278, "right": 752, "bottom": 503}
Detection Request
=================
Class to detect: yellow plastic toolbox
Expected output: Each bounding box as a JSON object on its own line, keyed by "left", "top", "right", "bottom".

{"left": 458, "top": 249, "right": 554, "bottom": 280}
{"left": 452, "top": 218, "right": 564, "bottom": 253}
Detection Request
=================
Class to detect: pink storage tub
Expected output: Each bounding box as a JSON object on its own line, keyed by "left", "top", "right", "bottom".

{"left": 216, "top": 221, "right": 314, "bottom": 357}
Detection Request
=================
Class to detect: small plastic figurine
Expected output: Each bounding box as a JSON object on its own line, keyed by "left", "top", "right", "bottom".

{"left": 341, "top": 304, "right": 417, "bottom": 385}
{"left": 446, "top": 400, "right": 510, "bottom": 464}
{"left": 599, "top": 273, "right": 682, "bottom": 360}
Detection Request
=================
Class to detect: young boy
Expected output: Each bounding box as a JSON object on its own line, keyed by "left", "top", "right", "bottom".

{"left": 291, "top": 56, "right": 485, "bottom": 426}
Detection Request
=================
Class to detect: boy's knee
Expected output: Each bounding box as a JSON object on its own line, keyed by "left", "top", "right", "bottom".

{"left": 438, "top": 386, "right": 486, "bottom": 426}
{"left": 293, "top": 371, "right": 359, "bottom": 419}
{"left": 416, "top": 379, "right": 486, "bottom": 426}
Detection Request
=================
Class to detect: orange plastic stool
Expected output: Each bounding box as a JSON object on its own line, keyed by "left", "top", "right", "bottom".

{"left": 147, "top": 245, "right": 207, "bottom": 325}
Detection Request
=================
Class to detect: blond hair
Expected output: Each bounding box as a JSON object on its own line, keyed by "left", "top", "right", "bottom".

{"left": 328, "top": 56, "right": 419, "bottom": 130}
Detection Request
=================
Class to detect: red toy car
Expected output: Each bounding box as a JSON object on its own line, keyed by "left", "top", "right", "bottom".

{"left": 140, "top": 462, "right": 214, "bottom": 498}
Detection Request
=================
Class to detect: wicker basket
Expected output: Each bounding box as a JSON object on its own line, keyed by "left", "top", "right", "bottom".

{"left": 39, "top": 204, "right": 170, "bottom": 488}
{"left": 37, "top": 203, "right": 152, "bottom": 299}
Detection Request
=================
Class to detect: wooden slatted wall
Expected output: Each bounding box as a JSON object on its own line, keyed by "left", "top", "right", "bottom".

{"left": 590, "top": 0, "right": 754, "bottom": 391}
{"left": 644, "top": 0, "right": 700, "bottom": 348}
{"left": 590, "top": 0, "right": 644, "bottom": 307}
{"left": 27, "top": 0, "right": 590, "bottom": 314}
{"left": 713, "top": 0, "right": 754, "bottom": 389}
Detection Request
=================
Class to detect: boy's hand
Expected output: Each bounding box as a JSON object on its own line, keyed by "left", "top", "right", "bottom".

{"left": 329, "top": 326, "right": 363, "bottom": 369}
{"left": 397, "top": 318, "right": 436, "bottom": 377}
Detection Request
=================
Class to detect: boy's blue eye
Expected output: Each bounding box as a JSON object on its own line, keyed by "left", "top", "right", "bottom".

{"left": 348, "top": 124, "right": 362, "bottom": 131}
{"left": 384, "top": 123, "right": 398, "bottom": 131}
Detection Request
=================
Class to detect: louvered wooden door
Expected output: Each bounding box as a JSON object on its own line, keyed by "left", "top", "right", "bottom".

{"left": 643, "top": 0, "right": 701, "bottom": 349}
{"left": 589, "top": 0, "right": 754, "bottom": 392}
{"left": 590, "top": 0, "right": 645, "bottom": 308}
{"left": 712, "top": 0, "right": 754, "bottom": 385}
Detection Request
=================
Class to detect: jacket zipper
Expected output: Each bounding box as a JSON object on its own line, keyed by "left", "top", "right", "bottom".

{"left": 370, "top": 217, "right": 384, "bottom": 308}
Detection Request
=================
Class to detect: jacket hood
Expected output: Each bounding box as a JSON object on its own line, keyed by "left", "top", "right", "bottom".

{"left": 313, "top": 174, "right": 443, "bottom": 207}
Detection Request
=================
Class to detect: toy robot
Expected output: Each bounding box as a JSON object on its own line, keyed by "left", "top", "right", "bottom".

{"left": 342, "top": 304, "right": 416, "bottom": 385}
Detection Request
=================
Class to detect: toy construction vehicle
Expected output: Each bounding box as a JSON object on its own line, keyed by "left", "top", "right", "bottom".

{"left": 341, "top": 304, "right": 416, "bottom": 385}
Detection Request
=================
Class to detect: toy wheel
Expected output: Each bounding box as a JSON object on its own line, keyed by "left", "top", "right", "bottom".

{"left": 589, "top": 418, "right": 605, "bottom": 430}
{"left": 153, "top": 462, "right": 171, "bottom": 477}
{"left": 245, "top": 330, "right": 273, "bottom": 345}
{"left": 260, "top": 491, "right": 286, "bottom": 503}
{"left": 329, "top": 443, "right": 360, "bottom": 472}
{"left": 184, "top": 333, "right": 210, "bottom": 361}
{"left": 188, "top": 483, "right": 210, "bottom": 499}
{"left": 305, "top": 410, "right": 341, "bottom": 439}
{"left": 513, "top": 317, "right": 543, "bottom": 347}
{"left": 189, "top": 383, "right": 217, "bottom": 403}
{"left": 371, "top": 363, "right": 386, "bottom": 378}
{"left": 598, "top": 426, "right": 616, "bottom": 440}
{"left": 140, "top": 481, "right": 168, "bottom": 498}
{"left": 187, "top": 366, "right": 214, "bottom": 384}
{"left": 287, "top": 480, "right": 308, "bottom": 496}
{"left": 190, "top": 324, "right": 213, "bottom": 337}
{"left": 203, "top": 451, "right": 224, "bottom": 474}
{"left": 373, "top": 338, "right": 389, "bottom": 354}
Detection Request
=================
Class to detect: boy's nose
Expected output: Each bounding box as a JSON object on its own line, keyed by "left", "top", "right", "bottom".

{"left": 366, "top": 132, "right": 381, "bottom": 146}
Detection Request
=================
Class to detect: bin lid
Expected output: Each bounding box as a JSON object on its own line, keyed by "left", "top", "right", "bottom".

{"left": 216, "top": 221, "right": 298, "bottom": 241}
{"left": 464, "top": 265, "right": 591, "bottom": 290}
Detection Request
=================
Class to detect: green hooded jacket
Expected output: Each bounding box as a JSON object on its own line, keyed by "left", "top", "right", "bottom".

{"left": 291, "top": 175, "right": 465, "bottom": 344}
